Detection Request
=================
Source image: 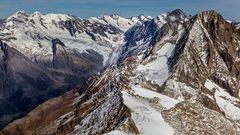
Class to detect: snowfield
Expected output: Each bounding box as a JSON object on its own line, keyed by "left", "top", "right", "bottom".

{"left": 204, "top": 79, "right": 240, "bottom": 121}
{"left": 131, "top": 85, "right": 180, "bottom": 109}
{"left": 122, "top": 91, "right": 175, "bottom": 135}
{"left": 136, "top": 43, "right": 175, "bottom": 85}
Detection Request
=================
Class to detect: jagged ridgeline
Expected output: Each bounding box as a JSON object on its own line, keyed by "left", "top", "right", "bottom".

{"left": 1, "top": 9, "right": 240, "bottom": 135}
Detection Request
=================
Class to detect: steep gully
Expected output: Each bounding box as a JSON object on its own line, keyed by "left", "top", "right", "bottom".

{"left": 51, "top": 38, "right": 65, "bottom": 69}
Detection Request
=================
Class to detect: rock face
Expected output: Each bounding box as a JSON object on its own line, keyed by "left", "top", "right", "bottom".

{"left": 0, "top": 41, "right": 8, "bottom": 93}
{"left": 2, "top": 9, "right": 240, "bottom": 135}
{"left": 168, "top": 11, "right": 240, "bottom": 98}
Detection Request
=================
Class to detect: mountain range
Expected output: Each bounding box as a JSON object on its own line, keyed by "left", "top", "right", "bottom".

{"left": 0, "top": 9, "right": 240, "bottom": 135}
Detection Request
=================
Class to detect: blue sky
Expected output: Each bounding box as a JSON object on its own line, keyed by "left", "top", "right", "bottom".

{"left": 0, "top": 0, "right": 239, "bottom": 20}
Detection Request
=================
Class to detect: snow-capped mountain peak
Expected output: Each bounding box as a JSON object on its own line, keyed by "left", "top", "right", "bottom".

{"left": 133, "top": 14, "right": 153, "bottom": 21}
{"left": 7, "top": 10, "right": 28, "bottom": 22}
{"left": 156, "top": 9, "right": 188, "bottom": 25}
{"left": 89, "top": 14, "right": 152, "bottom": 31}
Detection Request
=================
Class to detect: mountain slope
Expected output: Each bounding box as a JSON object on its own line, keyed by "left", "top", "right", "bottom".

{"left": 0, "top": 11, "right": 153, "bottom": 129}
{"left": 0, "top": 11, "right": 124, "bottom": 128}
{"left": 1, "top": 9, "right": 240, "bottom": 135}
